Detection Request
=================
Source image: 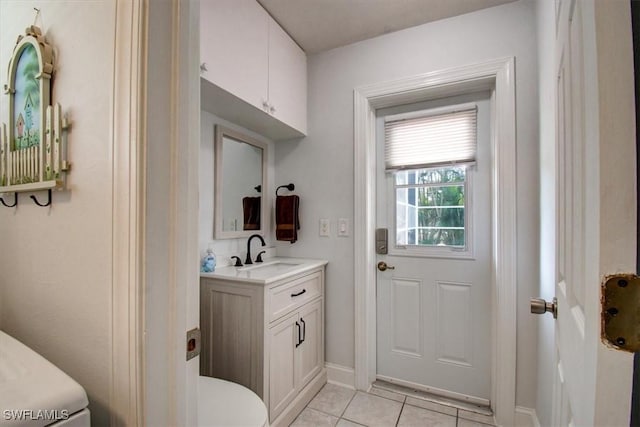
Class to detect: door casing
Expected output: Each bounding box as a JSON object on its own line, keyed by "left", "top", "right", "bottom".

{"left": 353, "top": 57, "right": 517, "bottom": 426}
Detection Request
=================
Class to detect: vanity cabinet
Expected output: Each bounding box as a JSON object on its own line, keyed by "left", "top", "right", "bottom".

{"left": 200, "top": 0, "right": 307, "bottom": 138}
{"left": 200, "top": 263, "right": 326, "bottom": 427}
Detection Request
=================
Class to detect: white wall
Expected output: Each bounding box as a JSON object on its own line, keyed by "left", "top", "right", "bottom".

{"left": 199, "top": 110, "right": 276, "bottom": 264}
{"left": 535, "top": 0, "right": 557, "bottom": 425}
{"left": 0, "top": 1, "right": 116, "bottom": 423}
{"left": 275, "top": 0, "right": 540, "bottom": 408}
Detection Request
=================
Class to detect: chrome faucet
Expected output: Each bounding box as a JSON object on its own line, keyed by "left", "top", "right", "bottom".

{"left": 246, "top": 234, "right": 266, "bottom": 265}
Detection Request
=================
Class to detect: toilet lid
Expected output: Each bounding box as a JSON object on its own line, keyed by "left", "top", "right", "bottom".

{"left": 0, "top": 331, "right": 89, "bottom": 424}
{"left": 198, "top": 376, "right": 268, "bottom": 427}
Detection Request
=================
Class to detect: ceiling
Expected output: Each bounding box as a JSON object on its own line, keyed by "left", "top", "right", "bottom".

{"left": 257, "top": 0, "right": 517, "bottom": 54}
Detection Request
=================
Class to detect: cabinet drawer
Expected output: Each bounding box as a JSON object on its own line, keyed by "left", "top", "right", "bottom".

{"left": 269, "top": 272, "right": 321, "bottom": 322}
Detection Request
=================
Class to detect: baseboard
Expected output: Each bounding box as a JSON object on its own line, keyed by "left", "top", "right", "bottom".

{"left": 325, "top": 362, "right": 355, "bottom": 390}
{"left": 515, "top": 406, "right": 541, "bottom": 427}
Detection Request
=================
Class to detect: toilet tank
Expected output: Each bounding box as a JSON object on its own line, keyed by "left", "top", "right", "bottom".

{"left": 0, "top": 331, "right": 90, "bottom": 426}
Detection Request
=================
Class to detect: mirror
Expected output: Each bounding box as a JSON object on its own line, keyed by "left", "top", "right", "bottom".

{"left": 214, "top": 125, "right": 268, "bottom": 239}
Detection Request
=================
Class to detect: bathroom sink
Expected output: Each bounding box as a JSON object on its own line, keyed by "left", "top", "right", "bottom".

{"left": 237, "top": 260, "right": 301, "bottom": 273}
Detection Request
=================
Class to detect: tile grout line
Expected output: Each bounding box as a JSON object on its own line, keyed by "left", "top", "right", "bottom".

{"left": 338, "top": 390, "right": 358, "bottom": 419}
{"left": 394, "top": 401, "right": 404, "bottom": 427}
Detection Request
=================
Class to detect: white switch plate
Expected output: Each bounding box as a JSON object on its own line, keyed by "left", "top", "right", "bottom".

{"left": 338, "top": 218, "right": 349, "bottom": 237}
{"left": 319, "top": 219, "right": 330, "bottom": 237}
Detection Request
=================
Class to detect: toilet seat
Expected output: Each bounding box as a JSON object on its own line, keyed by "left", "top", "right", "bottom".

{"left": 198, "top": 376, "right": 268, "bottom": 427}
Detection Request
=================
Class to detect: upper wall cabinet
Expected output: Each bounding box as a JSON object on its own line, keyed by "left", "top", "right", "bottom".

{"left": 266, "top": 18, "right": 307, "bottom": 135}
{"left": 200, "top": 0, "right": 307, "bottom": 140}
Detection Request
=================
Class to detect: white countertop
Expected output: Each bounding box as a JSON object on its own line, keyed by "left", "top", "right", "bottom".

{"left": 200, "top": 257, "right": 327, "bottom": 284}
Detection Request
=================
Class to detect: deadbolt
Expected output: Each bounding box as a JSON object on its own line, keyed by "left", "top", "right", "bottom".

{"left": 377, "top": 261, "right": 395, "bottom": 272}
{"left": 530, "top": 297, "right": 557, "bottom": 319}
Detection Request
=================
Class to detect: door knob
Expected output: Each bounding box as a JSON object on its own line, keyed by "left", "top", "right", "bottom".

{"left": 377, "top": 261, "right": 395, "bottom": 272}
{"left": 530, "top": 297, "right": 557, "bottom": 319}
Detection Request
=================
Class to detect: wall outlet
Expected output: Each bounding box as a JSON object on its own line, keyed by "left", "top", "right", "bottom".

{"left": 338, "top": 218, "right": 349, "bottom": 237}
{"left": 319, "top": 218, "right": 330, "bottom": 237}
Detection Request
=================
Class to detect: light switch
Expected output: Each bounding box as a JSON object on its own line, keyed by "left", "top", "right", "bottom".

{"left": 338, "top": 218, "right": 349, "bottom": 237}
{"left": 319, "top": 219, "right": 330, "bottom": 237}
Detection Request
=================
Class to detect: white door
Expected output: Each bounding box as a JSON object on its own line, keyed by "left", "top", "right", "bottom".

{"left": 375, "top": 93, "right": 493, "bottom": 404}
{"left": 550, "top": 0, "right": 635, "bottom": 425}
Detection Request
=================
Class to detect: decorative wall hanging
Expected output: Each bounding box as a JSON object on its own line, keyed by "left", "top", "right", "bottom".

{"left": 0, "top": 24, "right": 70, "bottom": 207}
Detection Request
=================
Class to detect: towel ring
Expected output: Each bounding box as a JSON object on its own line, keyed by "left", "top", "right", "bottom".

{"left": 276, "top": 183, "right": 295, "bottom": 196}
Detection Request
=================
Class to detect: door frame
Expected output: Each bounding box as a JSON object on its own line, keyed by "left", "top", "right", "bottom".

{"left": 353, "top": 57, "right": 517, "bottom": 426}
{"left": 111, "top": 0, "right": 147, "bottom": 424}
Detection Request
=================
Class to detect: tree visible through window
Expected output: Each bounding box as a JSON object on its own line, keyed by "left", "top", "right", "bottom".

{"left": 395, "top": 166, "right": 466, "bottom": 248}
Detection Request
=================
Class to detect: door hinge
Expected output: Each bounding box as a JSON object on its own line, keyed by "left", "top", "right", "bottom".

{"left": 186, "top": 327, "right": 201, "bottom": 361}
{"left": 602, "top": 274, "right": 640, "bottom": 352}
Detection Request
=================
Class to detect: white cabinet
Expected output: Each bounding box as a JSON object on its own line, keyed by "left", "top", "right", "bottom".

{"left": 268, "top": 312, "right": 298, "bottom": 419}
{"left": 268, "top": 298, "right": 323, "bottom": 421}
{"left": 200, "top": 0, "right": 307, "bottom": 139}
{"left": 200, "top": 264, "right": 326, "bottom": 427}
{"left": 200, "top": 0, "right": 268, "bottom": 111}
{"left": 267, "top": 18, "right": 307, "bottom": 134}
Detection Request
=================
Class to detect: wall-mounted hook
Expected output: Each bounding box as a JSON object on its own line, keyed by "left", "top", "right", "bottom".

{"left": 30, "top": 189, "right": 52, "bottom": 207}
{"left": 254, "top": 185, "right": 262, "bottom": 193}
{"left": 0, "top": 192, "right": 17, "bottom": 208}
{"left": 276, "top": 183, "right": 295, "bottom": 196}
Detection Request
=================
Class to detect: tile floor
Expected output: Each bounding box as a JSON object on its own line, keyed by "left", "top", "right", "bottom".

{"left": 290, "top": 383, "right": 496, "bottom": 427}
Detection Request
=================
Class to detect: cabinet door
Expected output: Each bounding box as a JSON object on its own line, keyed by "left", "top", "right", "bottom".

{"left": 267, "top": 16, "right": 307, "bottom": 134}
{"left": 297, "top": 299, "right": 323, "bottom": 390}
{"left": 268, "top": 312, "right": 299, "bottom": 421}
{"left": 200, "top": 0, "right": 269, "bottom": 110}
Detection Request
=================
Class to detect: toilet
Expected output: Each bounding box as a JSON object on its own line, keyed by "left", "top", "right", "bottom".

{"left": 198, "top": 376, "right": 268, "bottom": 427}
{"left": 0, "top": 330, "right": 90, "bottom": 426}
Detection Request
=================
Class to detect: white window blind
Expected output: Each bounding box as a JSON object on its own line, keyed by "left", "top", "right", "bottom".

{"left": 384, "top": 105, "right": 477, "bottom": 171}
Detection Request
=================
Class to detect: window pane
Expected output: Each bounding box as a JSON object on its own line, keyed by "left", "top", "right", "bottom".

{"left": 396, "top": 166, "right": 466, "bottom": 185}
{"left": 395, "top": 170, "right": 409, "bottom": 185}
{"left": 408, "top": 229, "right": 416, "bottom": 245}
{"left": 418, "top": 185, "right": 465, "bottom": 208}
{"left": 417, "top": 228, "right": 465, "bottom": 246}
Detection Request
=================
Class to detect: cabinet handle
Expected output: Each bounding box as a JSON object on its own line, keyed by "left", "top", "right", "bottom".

{"left": 262, "top": 100, "right": 269, "bottom": 111}
{"left": 300, "top": 318, "right": 306, "bottom": 343}
{"left": 269, "top": 105, "right": 276, "bottom": 114}
{"left": 200, "top": 62, "right": 208, "bottom": 73}
{"left": 295, "top": 321, "right": 302, "bottom": 348}
{"left": 291, "top": 289, "right": 306, "bottom": 297}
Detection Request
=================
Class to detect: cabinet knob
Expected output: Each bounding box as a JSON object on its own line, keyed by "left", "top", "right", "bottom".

{"left": 269, "top": 105, "right": 276, "bottom": 114}
{"left": 200, "top": 62, "right": 208, "bottom": 73}
{"left": 262, "top": 100, "right": 269, "bottom": 111}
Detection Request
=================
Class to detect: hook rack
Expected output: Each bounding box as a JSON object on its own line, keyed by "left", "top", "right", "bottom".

{"left": 276, "top": 183, "right": 295, "bottom": 196}
{"left": 0, "top": 192, "right": 17, "bottom": 208}
{"left": 30, "top": 189, "right": 52, "bottom": 207}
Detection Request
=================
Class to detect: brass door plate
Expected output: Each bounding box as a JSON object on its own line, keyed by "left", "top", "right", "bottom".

{"left": 186, "top": 327, "right": 201, "bottom": 361}
{"left": 602, "top": 274, "right": 640, "bottom": 352}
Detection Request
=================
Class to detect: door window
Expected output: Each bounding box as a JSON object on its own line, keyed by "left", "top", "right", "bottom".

{"left": 395, "top": 166, "right": 467, "bottom": 248}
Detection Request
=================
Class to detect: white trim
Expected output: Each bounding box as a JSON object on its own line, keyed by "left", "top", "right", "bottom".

{"left": 515, "top": 406, "right": 541, "bottom": 427}
{"left": 376, "top": 374, "right": 489, "bottom": 407}
{"left": 110, "top": 0, "right": 146, "bottom": 425}
{"left": 353, "top": 57, "right": 517, "bottom": 427}
{"left": 325, "top": 362, "right": 356, "bottom": 390}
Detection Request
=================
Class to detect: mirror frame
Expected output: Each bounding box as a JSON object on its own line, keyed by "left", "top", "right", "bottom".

{"left": 214, "top": 125, "right": 268, "bottom": 239}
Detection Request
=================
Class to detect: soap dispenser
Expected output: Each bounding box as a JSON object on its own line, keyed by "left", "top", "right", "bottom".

{"left": 201, "top": 248, "right": 216, "bottom": 273}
